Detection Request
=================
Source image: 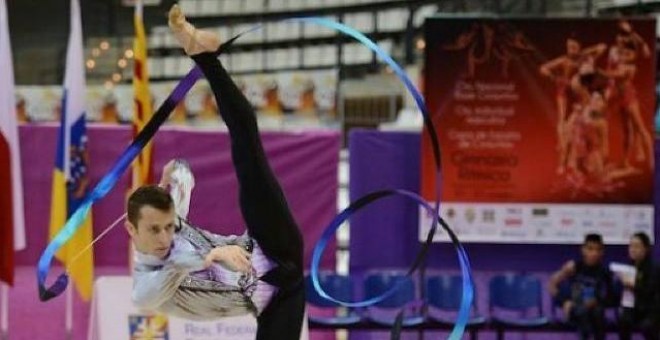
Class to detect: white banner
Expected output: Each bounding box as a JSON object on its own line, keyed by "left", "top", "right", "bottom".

{"left": 89, "top": 276, "right": 309, "bottom": 340}
{"left": 420, "top": 203, "right": 654, "bottom": 245}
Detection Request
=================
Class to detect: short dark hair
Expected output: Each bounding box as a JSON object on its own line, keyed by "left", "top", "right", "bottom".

{"left": 127, "top": 185, "right": 173, "bottom": 226}
{"left": 584, "top": 233, "right": 604, "bottom": 246}
{"left": 632, "top": 232, "right": 651, "bottom": 249}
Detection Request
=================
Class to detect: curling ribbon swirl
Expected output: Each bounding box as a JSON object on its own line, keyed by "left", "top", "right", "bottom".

{"left": 37, "top": 17, "right": 473, "bottom": 340}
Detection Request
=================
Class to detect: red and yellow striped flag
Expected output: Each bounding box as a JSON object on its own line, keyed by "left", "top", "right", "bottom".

{"left": 131, "top": 0, "right": 154, "bottom": 189}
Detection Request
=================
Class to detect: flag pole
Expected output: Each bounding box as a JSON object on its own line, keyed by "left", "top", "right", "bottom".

{"left": 86, "top": 286, "right": 97, "bottom": 340}
{"left": 1, "top": 283, "right": 8, "bottom": 340}
{"left": 65, "top": 286, "right": 73, "bottom": 340}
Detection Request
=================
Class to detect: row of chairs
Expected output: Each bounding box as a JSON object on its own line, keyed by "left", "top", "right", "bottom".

{"left": 305, "top": 272, "right": 621, "bottom": 338}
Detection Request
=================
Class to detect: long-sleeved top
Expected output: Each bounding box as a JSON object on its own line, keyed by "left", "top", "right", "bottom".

{"left": 567, "top": 259, "right": 614, "bottom": 307}
{"left": 631, "top": 256, "right": 659, "bottom": 314}
{"left": 131, "top": 218, "right": 277, "bottom": 320}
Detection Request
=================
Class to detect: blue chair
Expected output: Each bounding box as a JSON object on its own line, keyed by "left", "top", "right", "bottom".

{"left": 489, "top": 273, "right": 549, "bottom": 340}
{"left": 363, "top": 272, "right": 425, "bottom": 327}
{"left": 426, "top": 274, "right": 487, "bottom": 336}
{"left": 304, "top": 273, "right": 362, "bottom": 326}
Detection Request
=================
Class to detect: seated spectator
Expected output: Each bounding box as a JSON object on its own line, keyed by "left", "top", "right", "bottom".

{"left": 297, "top": 79, "right": 318, "bottom": 117}
{"left": 15, "top": 94, "right": 31, "bottom": 123}
{"left": 100, "top": 93, "right": 121, "bottom": 124}
{"left": 549, "top": 233, "right": 614, "bottom": 340}
{"left": 168, "top": 101, "right": 189, "bottom": 125}
{"left": 261, "top": 81, "right": 284, "bottom": 116}
{"left": 618, "top": 232, "right": 659, "bottom": 340}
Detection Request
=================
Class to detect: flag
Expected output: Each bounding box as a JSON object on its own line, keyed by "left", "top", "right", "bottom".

{"left": 0, "top": 0, "right": 26, "bottom": 286}
{"left": 49, "top": 0, "right": 93, "bottom": 301}
{"left": 131, "top": 0, "right": 154, "bottom": 189}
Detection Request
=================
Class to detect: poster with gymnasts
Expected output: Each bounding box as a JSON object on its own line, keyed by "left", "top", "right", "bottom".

{"left": 420, "top": 18, "right": 655, "bottom": 244}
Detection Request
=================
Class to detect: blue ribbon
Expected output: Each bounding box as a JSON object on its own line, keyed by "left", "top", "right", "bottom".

{"left": 37, "top": 17, "right": 474, "bottom": 340}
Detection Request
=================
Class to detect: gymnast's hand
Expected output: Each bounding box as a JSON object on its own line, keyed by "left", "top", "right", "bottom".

{"left": 204, "top": 245, "right": 252, "bottom": 273}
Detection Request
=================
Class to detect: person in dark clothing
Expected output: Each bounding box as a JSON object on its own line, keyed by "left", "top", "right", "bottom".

{"left": 618, "top": 232, "right": 659, "bottom": 340}
{"left": 549, "top": 233, "right": 614, "bottom": 340}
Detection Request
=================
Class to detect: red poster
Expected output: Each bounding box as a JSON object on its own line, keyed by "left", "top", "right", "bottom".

{"left": 420, "top": 18, "right": 655, "bottom": 244}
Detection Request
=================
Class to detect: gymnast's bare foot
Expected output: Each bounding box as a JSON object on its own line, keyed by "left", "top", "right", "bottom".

{"left": 168, "top": 4, "right": 221, "bottom": 55}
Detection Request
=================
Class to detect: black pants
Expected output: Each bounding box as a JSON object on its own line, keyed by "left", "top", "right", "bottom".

{"left": 619, "top": 308, "right": 660, "bottom": 340}
{"left": 192, "top": 51, "right": 304, "bottom": 340}
{"left": 570, "top": 305, "right": 606, "bottom": 340}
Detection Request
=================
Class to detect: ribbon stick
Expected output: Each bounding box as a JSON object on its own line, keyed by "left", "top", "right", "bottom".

{"left": 37, "top": 66, "right": 204, "bottom": 300}
{"left": 37, "top": 34, "right": 244, "bottom": 301}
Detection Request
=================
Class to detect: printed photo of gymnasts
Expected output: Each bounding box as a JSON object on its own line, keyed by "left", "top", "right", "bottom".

{"left": 540, "top": 20, "right": 654, "bottom": 198}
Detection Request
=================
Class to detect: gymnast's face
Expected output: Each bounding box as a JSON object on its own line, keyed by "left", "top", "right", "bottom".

{"left": 126, "top": 205, "right": 176, "bottom": 259}
{"left": 566, "top": 39, "right": 581, "bottom": 58}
